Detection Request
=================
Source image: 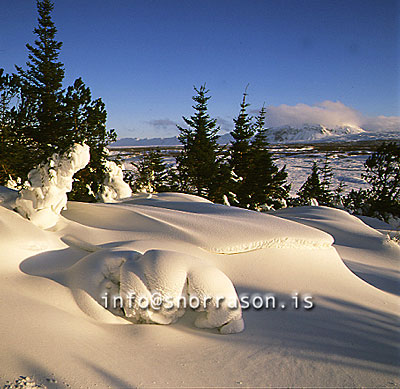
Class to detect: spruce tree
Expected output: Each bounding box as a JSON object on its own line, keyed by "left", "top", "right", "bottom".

{"left": 15, "top": 0, "right": 68, "bottom": 164}
{"left": 133, "top": 150, "right": 169, "bottom": 193}
{"left": 229, "top": 91, "right": 255, "bottom": 202}
{"left": 296, "top": 159, "right": 335, "bottom": 206}
{"left": 246, "top": 107, "right": 290, "bottom": 210}
{"left": 344, "top": 142, "right": 400, "bottom": 221}
{"left": 296, "top": 162, "right": 325, "bottom": 205}
{"left": 320, "top": 154, "right": 334, "bottom": 198}
{"left": 176, "top": 85, "right": 226, "bottom": 201}
{"left": 8, "top": 0, "right": 117, "bottom": 200}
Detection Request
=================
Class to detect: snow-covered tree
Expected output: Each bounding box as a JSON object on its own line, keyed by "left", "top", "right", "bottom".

{"left": 64, "top": 78, "right": 116, "bottom": 201}
{"left": 16, "top": 143, "right": 90, "bottom": 229}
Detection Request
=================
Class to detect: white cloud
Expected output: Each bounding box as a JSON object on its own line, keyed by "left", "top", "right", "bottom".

{"left": 361, "top": 115, "right": 400, "bottom": 132}
{"left": 263, "top": 100, "right": 399, "bottom": 132}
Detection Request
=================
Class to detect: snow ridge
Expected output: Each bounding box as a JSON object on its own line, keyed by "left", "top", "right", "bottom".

{"left": 207, "top": 236, "right": 333, "bottom": 254}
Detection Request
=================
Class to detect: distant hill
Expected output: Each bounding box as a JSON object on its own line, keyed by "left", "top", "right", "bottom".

{"left": 110, "top": 124, "right": 399, "bottom": 147}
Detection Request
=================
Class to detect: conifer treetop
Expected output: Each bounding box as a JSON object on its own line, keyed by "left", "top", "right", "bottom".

{"left": 16, "top": 0, "right": 64, "bottom": 93}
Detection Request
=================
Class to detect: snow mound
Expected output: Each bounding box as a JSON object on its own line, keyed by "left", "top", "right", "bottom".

{"left": 99, "top": 160, "right": 132, "bottom": 202}
{"left": 120, "top": 249, "right": 243, "bottom": 333}
{"left": 62, "top": 194, "right": 334, "bottom": 253}
{"left": 49, "top": 245, "right": 243, "bottom": 333}
{"left": 273, "top": 205, "right": 400, "bottom": 295}
{"left": 15, "top": 143, "right": 90, "bottom": 229}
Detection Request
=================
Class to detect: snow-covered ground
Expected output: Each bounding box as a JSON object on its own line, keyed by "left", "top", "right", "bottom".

{"left": 274, "top": 148, "right": 370, "bottom": 194}
{"left": 0, "top": 186, "right": 399, "bottom": 387}
{"left": 110, "top": 144, "right": 372, "bottom": 195}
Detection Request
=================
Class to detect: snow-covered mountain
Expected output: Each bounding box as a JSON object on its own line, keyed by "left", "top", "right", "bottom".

{"left": 110, "top": 124, "right": 398, "bottom": 147}
{"left": 266, "top": 124, "right": 365, "bottom": 143}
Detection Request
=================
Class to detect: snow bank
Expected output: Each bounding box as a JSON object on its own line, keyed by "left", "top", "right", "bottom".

{"left": 98, "top": 160, "right": 132, "bottom": 202}
{"left": 15, "top": 143, "right": 90, "bottom": 229}
{"left": 62, "top": 195, "right": 334, "bottom": 255}
{"left": 51, "top": 245, "right": 243, "bottom": 333}
{"left": 2, "top": 189, "right": 399, "bottom": 387}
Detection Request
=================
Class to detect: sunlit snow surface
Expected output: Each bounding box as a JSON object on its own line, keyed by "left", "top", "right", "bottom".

{"left": 0, "top": 189, "right": 399, "bottom": 387}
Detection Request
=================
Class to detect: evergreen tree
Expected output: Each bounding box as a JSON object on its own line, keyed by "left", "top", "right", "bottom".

{"left": 320, "top": 154, "right": 334, "bottom": 195}
{"left": 296, "top": 162, "right": 325, "bottom": 205}
{"left": 296, "top": 158, "right": 335, "bottom": 206}
{"left": 228, "top": 91, "right": 255, "bottom": 207}
{"left": 7, "top": 0, "right": 116, "bottom": 200}
{"left": 363, "top": 142, "right": 400, "bottom": 206}
{"left": 344, "top": 142, "right": 400, "bottom": 221}
{"left": 333, "top": 180, "right": 346, "bottom": 207}
{"left": 14, "top": 0, "right": 68, "bottom": 165}
{"left": 0, "top": 70, "right": 21, "bottom": 185}
{"left": 246, "top": 106, "right": 290, "bottom": 210}
{"left": 176, "top": 85, "right": 226, "bottom": 201}
{"left": 63, "top": 78, "right": 116, "bottom": 201}
{"left": 132, "top": 150, "right": 169, "bottom": 193}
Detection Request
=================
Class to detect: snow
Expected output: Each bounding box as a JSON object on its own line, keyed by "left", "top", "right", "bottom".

{"left": 15, "top": 143, "right": 90, "bottom": 229}
{"left": 98, "top": 160, "right": 132, "bottom": 202}
{"left": 0, "top": 190, "right": 399, "bottom": 387}
{"left": 110, "top": 123, "right": 399, "bottom": 147}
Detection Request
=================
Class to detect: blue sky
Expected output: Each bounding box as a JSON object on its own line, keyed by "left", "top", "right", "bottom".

{"left": 1, "top": 0, "right": 399, "bottom": 137}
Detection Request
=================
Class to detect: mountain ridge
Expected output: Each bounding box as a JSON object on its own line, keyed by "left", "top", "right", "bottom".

{"left": 110, "top": 124, "right": 399, "bottom": 147}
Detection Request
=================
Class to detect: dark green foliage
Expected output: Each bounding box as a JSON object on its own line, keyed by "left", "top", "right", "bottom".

{"left": 344, "top": 142, "right": 400, "bottom": 221}
{"left": 342, "top": 188, "right": 369, "bottom": 215}
{"left": 0, "top": 70, "right": 22, "bottom": 185}
{"left": 228, "top": 96, "right": 289, "bottom": 210}
{"left": 333, "top": 180, "right": 346, "bottom": 206}
{"left": 176, "top": 84, "right": 227, "bottom": 202}
{"left": 2, "top": 0, "right": 116, "bottom": 200}
{"left": 228, "top": 91, "right": 255, "bottom": 206}
{"left": 246, "top": 107, "right": 290, "bottom": 210}
{"left": 131, "top": 150, "right": 170, "bottom": 193}
{"left": 295, "top": 162, "right": 324, "bottom": 205}
{"left": 320, "top": 154, "right": 334, "bottom": 195}
{"left": 64, "top": 78, "right": 116, "bottom": 201}
{"left": 295, "top": 159, "right": 334, "bottom": 206}
{"left": 14, "top": 0, "right": 67, "bottom": 165}
{"left": 230, "top": 92, "right": 254, "bottom": 183}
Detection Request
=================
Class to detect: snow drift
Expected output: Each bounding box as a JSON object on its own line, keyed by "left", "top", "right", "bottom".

{"left": 0, "top": 190, "right": 399, "bottom": 387}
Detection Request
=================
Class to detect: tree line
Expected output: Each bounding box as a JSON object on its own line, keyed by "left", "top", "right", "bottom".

{"left": 129, "top": 85, "right": 400, "bottom": 223}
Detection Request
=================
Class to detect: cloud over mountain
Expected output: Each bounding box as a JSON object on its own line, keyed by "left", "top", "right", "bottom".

{"left": 263, "top": 101, "right": 399, "bottom": 132}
